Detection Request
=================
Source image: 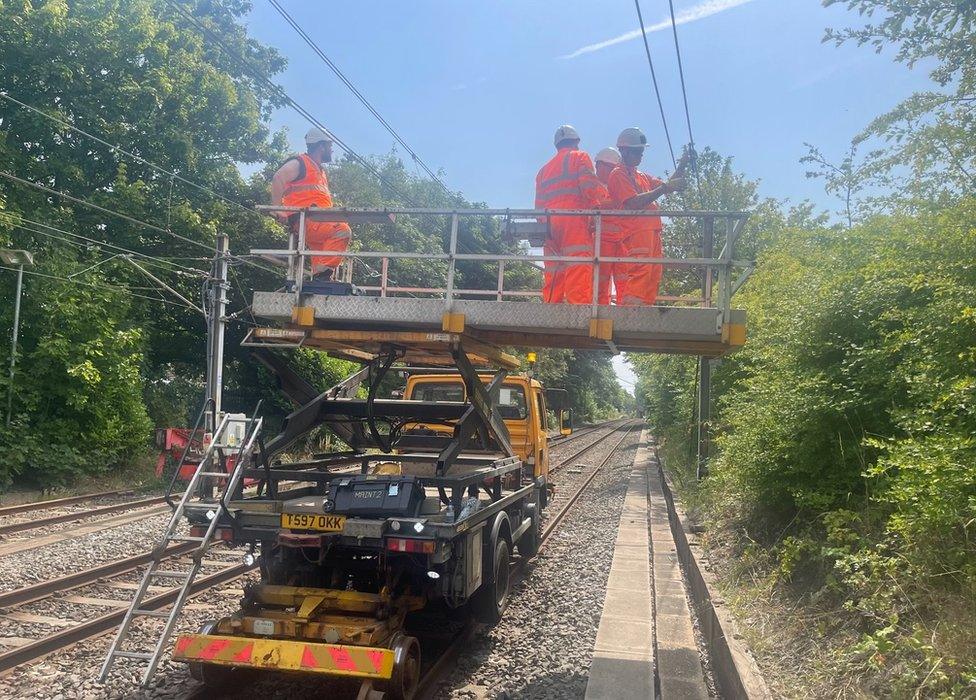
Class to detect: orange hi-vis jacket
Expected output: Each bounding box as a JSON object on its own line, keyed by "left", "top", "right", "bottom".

{"left": 606, "top": 165, "right": 666, "bottom": 306}
{"left": 534, "top": 148, "right": 609, "bottom": 304}
{"left": 281, "top": 153, "right": 351, "bottom": 273}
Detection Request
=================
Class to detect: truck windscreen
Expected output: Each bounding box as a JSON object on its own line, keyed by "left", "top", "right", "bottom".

{"left": 409, "top": 382, "right": 528, "bottom": 420}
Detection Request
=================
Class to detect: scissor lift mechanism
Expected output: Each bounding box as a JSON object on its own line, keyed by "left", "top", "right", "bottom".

{"left": 103, "top": 205, "right": 753, "bottom": 698}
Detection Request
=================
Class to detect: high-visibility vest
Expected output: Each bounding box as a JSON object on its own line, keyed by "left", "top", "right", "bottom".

{"left": 607, "top": 166, "right": 664, "bottom": 241}
{"left": 535, "top": 148, "right": 609, "bottom": 210}
{"left": 281, "top": 153, "right": 335, "bottom": 209}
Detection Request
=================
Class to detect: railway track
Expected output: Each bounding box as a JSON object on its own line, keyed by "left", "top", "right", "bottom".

{"left": 0, "top": 489, "right": 134, "bottom": 518}
{"left": 0, "top": 420, "right": 633, "bottom": 695}
{"left": 414, "top": 420, "right": 641, "bottom": 699}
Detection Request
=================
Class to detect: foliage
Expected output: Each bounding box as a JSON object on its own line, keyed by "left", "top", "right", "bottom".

{"left": 637, "top": 200, "right": 976, "bottom": 695}
{"left": 815, "top": 1, "right": 976, "bottom": 207}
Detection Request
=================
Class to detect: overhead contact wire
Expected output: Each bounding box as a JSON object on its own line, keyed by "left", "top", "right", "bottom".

{"left": 0, "top": 92, "right": 259, "bottom": 219}
{"left": 665, "top": 0, "right": 702, "bottom": 191}
{"left": 633, "top": 0, "right": 677, "bottom": 169}
{"left": 266, "top": 0, "right": 450, "bottom": 192}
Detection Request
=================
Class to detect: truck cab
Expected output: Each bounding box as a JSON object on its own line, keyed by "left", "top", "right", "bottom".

{"left": 404, "top": 373, "right": 551, "bottom": 478}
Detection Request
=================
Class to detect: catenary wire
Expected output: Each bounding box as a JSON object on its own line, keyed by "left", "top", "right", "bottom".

{"left": 0, "top": 264, "right": 199, "bottom": 311}
{"left": 0, "top": 169, "right": 275, "bottom": 274}
{"left": 0, "top": 92, "right": 259, "bottom": 219}
{"left": 0, "top": 212, "right": 209, "bottom": 278}
{"left": 633, "top": 0, "right": 677, "bottom": 168}
{"left": 162, "top": 0, "right": 482, "bottom": 256}
{"left": 666, "top": 0, "right": 697, "bottom": 158}
{"left": 266, "top": 0, "right": 450, "bottom": 192}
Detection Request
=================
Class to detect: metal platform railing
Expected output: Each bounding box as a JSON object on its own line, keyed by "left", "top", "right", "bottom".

{"left": 250, "top": 206, "right": 753, "bottom": 319}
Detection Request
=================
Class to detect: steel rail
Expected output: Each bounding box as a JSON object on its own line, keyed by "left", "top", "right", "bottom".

{"left": 0, "top": 542, "right": 196, "bottom": 609}
{"left": 416, "top": 421, "right": 640, "bottom": 698}
{"left": 0, "top": 490, "right": 132, "bottom": 518}
{"left": 0, "top": 562, "right": 253, "bottom": 675}
{"left": 0, "top": 496, "right": 167, "bottom": 536}
{"left": 542, "top": 422, "right": 639, "bottom": 542}
{"left": 549, "top": 420, "right": 632, "bottom": 476}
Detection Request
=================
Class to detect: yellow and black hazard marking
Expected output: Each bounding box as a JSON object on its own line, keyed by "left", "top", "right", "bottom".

{"left": 172, "top": 634, "right": 395, "bottom": 679}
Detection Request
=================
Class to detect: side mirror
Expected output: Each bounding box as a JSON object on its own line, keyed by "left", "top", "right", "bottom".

{"left": 559, "top": 409, "right": 574, "bottom": 436}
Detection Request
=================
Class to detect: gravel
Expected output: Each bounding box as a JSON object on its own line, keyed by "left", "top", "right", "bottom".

{"left": 431, "top": 425, "right": 642, "bottom": 699}
{"left": 0, "top": 422, "right": 645, "bottom": 700}
{"left": 0, "top": 511, "right": 185, "bottom": 592}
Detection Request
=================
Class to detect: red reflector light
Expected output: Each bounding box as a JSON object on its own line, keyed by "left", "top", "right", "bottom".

{"left": 190, "top": 525, "right": 233, "bottom": 541}
{"left": 386, "top": 538, "right": 435, "bottom": 554}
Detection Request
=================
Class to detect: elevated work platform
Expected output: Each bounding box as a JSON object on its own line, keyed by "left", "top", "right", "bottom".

{"left": 249, "top": 206, "right": 753, "bottom": 358}
{"left": 251, "top": 292, "right": 746, "bottom": 358}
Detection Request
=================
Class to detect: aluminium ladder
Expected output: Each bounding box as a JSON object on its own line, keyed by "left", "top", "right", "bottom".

{"left": 98, "top": 412, "right": 262, "bottom": 686}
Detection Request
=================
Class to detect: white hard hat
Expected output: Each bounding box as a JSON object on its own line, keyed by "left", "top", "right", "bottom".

{"left": 305, "top": 127, "right": 333, "bottom": 146}
{"left": 553, "top": 125, "right": 580, "bottom": 147}
{"left": 595, "top": 147, "right": 621, "bottom": 165}
{"left": 616, "top": 127, "right": 648, "bottom": 149}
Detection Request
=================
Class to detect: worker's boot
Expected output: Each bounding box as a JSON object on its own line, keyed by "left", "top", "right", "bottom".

{"left": 311, "top": 268, "right": 334, "bottom": 283}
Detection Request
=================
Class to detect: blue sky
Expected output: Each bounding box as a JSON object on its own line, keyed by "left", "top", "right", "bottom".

{"left": 245, "top": 0, "right": 935, "bottom": 210}
{"left": 243, "top": 0, "right": 938, "bottom": 392}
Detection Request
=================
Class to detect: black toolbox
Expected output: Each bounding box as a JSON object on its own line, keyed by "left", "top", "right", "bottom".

{"left": 327, "top": 475, "right": 425, "bottom": 518}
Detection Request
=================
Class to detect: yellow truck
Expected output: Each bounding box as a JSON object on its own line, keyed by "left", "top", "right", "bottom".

{"left": 402, "top": 371, "right": 564, "bottom": 481}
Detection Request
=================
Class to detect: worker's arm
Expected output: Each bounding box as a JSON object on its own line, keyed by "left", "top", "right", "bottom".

{"left": 270, "top": 158, "right": 302, "bottom": 221}
{"left": 622, "top": 174, "right": 687, "bottom": 210}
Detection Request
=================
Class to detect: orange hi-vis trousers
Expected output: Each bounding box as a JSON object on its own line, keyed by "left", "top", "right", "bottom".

{"left": 302, "top": 219, "right": 351, "bottom": 273}
{"left": 546, "top": 216, "right": 595, "bottom": 305}
{"left": 597, "top": 238, "right": 628, "bottom": 306}
{"left": 542, "top": 238, "right": 565, "bottom": 304}
{"left": 618, "top": 227, "right": 663, "bottom": 306}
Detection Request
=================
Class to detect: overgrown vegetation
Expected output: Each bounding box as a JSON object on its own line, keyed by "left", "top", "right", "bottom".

{"left": 633, "top": 2, "right": 976, "bottom": 695}
{"left": 0, "top": 0, "right": 624, "bottom": 489}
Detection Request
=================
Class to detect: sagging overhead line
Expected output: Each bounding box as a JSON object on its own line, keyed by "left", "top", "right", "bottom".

{"left": 163, "top": 0, "right": 483, "bottom": 257}
{"left": 633, "top": 0, "right": 677, "bottom": 169}
{"left": 0, "top": 264, "right": 199, "bottom": 311}
{"left": 266, "top": 0, "right": 450, "bottom": 193}
{"left": 162, "top": 0, "right": 414, "bottom": 206}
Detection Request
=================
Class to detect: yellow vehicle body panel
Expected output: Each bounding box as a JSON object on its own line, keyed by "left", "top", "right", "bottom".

{"left": 172, "top": 633, "right": 395, "bottom": 679}
{"left": 403, "top": 374, "right": 550, "bottom": 477}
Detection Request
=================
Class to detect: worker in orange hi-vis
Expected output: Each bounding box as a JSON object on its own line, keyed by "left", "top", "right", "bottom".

{"left": 606, "top": 127, "right": 689, "bottom": 306}
{"left": 594, "top": 147, "right": 621, "bottom": 186}
{"left": 535, "top": 125, "right": 610, "bottom": 304}
{"left": 271, "top": 127, "right": 352, "bottom": 284}
{"left": 593, "top": 147, "right": 628, "bottom": 305}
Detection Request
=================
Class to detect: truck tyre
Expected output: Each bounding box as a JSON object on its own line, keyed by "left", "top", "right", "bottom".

{"left": 472, "top": 538, "right": 510, "bottom": 624}
{"left": 384, "top": 634, "right": 420, "bottom": 700}
{"left": 517, "top": 508, "right": 541, "bottom": 559}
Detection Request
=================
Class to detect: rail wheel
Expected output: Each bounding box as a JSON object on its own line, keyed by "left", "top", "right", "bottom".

{"left": 187, "top": 621, "right": 236, "bottom": 687}
{"left": 517, "top": 508, "right": 541, "bottom": 559}
{"left": 472, "top": 538, "right": 510, "bottom": 624}
{"left": 384, "top": 633, "right": 421, "bottom": 700}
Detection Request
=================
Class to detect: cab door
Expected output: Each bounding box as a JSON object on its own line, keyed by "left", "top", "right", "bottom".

{"left": 532, "top": 388, "right": 549, "bottom": 477}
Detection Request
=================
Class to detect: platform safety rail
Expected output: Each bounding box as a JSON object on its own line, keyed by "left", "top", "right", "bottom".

{"left": 250, "top": 206, "right": 753, "bottom": 322}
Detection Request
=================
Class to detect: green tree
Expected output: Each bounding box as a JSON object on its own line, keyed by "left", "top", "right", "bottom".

{"left": 819, "top": 1, "right": 976, "bottom": 205}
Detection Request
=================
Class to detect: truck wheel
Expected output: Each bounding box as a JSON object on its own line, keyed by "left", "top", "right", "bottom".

{"left": 384, "top": 634, "right": 420, "bottom": 700}
{"left": 473, "top": 538, "right": 511, "bottom": 624}
{"left": 517, "top": 509, "right": 541, "bottom": 559}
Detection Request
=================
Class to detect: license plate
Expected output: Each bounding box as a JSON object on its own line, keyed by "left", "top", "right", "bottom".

{"left": 280, "top": 512, "right": 346, "bottom": 532}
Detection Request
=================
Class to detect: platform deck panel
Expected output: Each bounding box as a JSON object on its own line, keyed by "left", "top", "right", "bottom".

{"left": 251, "top": 292, "right": 744, "bottom": 357}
